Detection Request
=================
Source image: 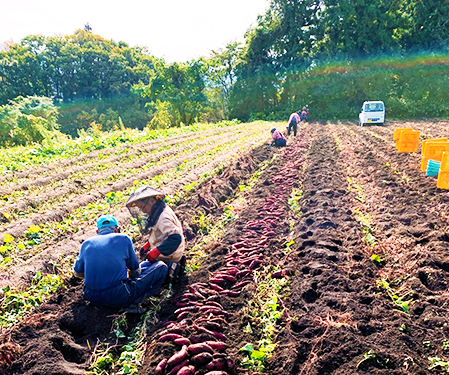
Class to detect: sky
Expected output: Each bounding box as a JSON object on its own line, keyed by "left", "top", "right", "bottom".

{"left": 1, "top": 0, "right": 270, "bottom": 63}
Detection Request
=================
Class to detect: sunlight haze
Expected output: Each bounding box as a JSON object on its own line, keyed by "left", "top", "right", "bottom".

{"left": 1, "top": 0, "right": 270, "bottom": 62}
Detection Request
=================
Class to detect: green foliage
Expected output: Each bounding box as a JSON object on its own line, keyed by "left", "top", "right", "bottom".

{"left": 135, "top": 59, "right": 208, "bottom": 127}
{"left": 0, "top": 271, "right": 64, "bottom": 327}
{"left": 0, "top": 96, "right": 66, "bottom": 147}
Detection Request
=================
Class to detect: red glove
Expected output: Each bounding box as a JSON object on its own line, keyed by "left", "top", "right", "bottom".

{"left": 139, "top": 241, "right": 151, "bottom": 260}
{"left": 147, "top": 248, "right": 161, "bottom": 263}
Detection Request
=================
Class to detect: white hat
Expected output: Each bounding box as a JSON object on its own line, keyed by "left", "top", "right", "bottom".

{"left": 126, "top": 186, "right": 165, "bottom": 207}
{"left": 270, "top": 127, "right": 276, "bottom": 132}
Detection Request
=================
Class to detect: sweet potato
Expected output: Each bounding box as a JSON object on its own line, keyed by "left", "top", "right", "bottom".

{"left": 201, "top": 321, "right": 224, "bottom": 332}
{"left": 174, "top": 337, "right": 191, "bottom": 346}
{"left": 168, "top": 359, "right": 189, "bottom": 375}
{"left": 205, "top": 341, "right": 229, "bottom": 350}
{"left": 159, "top": 333, "right": 184, "bottom": 342}
{"left": 221, "top": 267, "right": 239, "bottom": 276}
{"left": 187, "top": 342, "right": 214, "bottom": 355}
{"left": 190, "top": 335, "right": 210, "bottom": 343}
{"left": 232, "top": 241, "right": 247, "bottom": 249}
{"left": 176, "top": 365, "right": 195, "bottom": 375}
{"left": 155, "top": 358, "right": 167, "bottom": 373}
{"left": 194, "top": 324, "right": 219, "bottom": 339}
{"left": 249, "top": 259, "right": 263, "bottom": 270}
{"left": 191, "top": 352, "right": 213, "bottom": 365}
{"left": 235, "top": 270, "right": 251, "bottom": 279}
{"left": 180, "top": 292, "right": 200, "bottom": 301}
{"left": 174, "top": 306, "right": 199, "bottom": 315}
{"left": 220, "top": 274, "right": 237, "bottom": 283}
{"left": 202, "top": 301, "right": 223, "bottom": 309}
{"left": 203, "top": 372, "right": 228, "bottom": 375}
{"left": 204, "top": 294, "right": 220, "bottom": 302}
{"left": 225, "top": 290, "right": 240, "bottom": 298}
{"left": 209, "top": 277, "right": 225, "bottom": 285}
{"left": 209, "top": 283, "right": 224, "bottom": 292}
{"left": 212, "top": 352, "right": 227, "bottom": 359}
{"left": 206, "top": 357, "right": 227, "bottom": 370}
{"left": 176, "top": 311, "right": 192, "bottom": 321}
{"left": 157, "top": 326, "right": 183, "bottom": 337}
{"left": 199, "top": 306, "right": 224, "bottom": 314}
{"left": 232, "top": 280, "right": 252, "bottom": 290}
{"left": 167, "top": 345, "right": 188, "bottom": 368}
{"left": 200, "top": 307, "right": 229, "bottom": 317}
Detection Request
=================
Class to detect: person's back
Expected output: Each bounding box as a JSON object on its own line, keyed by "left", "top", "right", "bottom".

{"left": 78, "top": 231, "right": 137, "bottom": 291}
{"left": 270, "top": 127, "right": 287, "bottom": 147}
{"left": 74, "top": 215, "right": 168, "bottom": 310}
{"left": 287, "top": 112, "right": 300, "bottom": 136}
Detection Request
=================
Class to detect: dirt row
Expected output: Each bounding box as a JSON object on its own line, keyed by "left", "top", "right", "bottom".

{"left": 0, "top": 135, "right": 279, "bottom": 374}
{"left": 0, "top": 125, "right": 263, "bottom": 234}
{"left": 3, "top": 121, "right": 449, "bottom": 375}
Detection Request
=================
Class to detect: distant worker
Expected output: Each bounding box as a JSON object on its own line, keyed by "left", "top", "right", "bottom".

{"left": 126, "top": 186, "right": 186, "bottom": 282}
{"left": 270, "top": 127, "right": 287, "bottom": 147}
{"left": 287, "top": 111, "right": 300, "bottom": 136}
{"left": 300, "top": 106, "right": 309, "bottom": 122}
{"left": 73, "top": 215, "right": 168, "bottom": 313}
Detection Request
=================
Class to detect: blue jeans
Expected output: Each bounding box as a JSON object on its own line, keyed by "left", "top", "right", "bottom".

{"left": 84, "top": 261, "right": 168, "bottom": 308}
{"left": 274, "top": 138, "right": 287, "bottom": 147}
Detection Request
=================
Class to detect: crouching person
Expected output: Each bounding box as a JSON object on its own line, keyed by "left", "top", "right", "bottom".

{"left": 73, "top": 214, "right": 168, "bottom": 313}
{"left": 126, "top": 186, "right": 186, "bottom": 283}
{"left": 270, "top": 127, "right": 287, "bottom": 147}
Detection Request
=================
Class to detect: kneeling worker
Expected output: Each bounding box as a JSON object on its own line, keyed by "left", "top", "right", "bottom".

{"left": 73, "top": 214, "right": 168, "bottom": 312}
{"left": 126, "top": 186, "right": 186, "bottom": 282}
{"left": 270, "top": 127, "right": 287, "bottom": 147}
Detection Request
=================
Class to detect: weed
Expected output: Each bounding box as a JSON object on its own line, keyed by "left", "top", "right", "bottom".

{"left": 429, "top": 357, "right": 449, "bottom": 371}
{"left": 241, "top": 268, "right": 289, "bottom": 372}
{"left": 376, "top": 278, "right": 413, "bottom": 313}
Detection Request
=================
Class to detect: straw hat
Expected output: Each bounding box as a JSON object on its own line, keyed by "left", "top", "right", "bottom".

{"left": 126, "top": 186, "right": 165, "bottom": 208}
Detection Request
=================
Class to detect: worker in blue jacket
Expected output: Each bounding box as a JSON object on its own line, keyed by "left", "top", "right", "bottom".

{"left": 73, "top": 214, "right": 168, "bottom": 313}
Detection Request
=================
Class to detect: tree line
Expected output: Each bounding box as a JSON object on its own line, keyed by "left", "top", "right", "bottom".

{"left": 1, "top": 0, "right": 449, "bottom": 145}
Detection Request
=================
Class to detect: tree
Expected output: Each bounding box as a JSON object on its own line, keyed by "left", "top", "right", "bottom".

{"left": 0, "top": 96, "right": 63, "bottom": 147}
{"left": 206, "top": 41, "right": 242, "bottom": 116}
{"left": 135, "top": 59, "right": 208, "bottom": 127}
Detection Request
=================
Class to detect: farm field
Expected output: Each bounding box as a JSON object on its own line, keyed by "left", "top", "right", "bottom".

{"left": 2, "top": 119, "right": 449, "bottom": 375}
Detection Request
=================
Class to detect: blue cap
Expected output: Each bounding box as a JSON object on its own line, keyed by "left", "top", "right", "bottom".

{"left": 96, "top": 215, "right": 118, "bottom": 229}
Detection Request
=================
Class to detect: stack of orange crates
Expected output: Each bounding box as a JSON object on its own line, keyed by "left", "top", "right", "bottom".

{"left": 395, "top": 129, "right": 420, "bottom": 153}
{"left": 420, "top": 138, "right": 449, "bottom": 172}
{"left": 437, "top": 151, "right": 449, "bottom": 189}
{"left": 393, "top": 128, "right": 413, "bottom": 144}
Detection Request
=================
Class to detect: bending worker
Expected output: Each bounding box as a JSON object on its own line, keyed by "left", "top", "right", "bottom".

{"left": 126, "top": 186, "right": 186, "bottom": 281}
{"left": 73, "top": 214, "right": 168, "bottom": 312}
{"left": 270, "top": 127, "right": 287, "bottom": 147}
{"left": 287, "top": 111, "right": 300, "bottom": 136}
{"left": 300, "top": 106, "right": 309, "bottom": 122}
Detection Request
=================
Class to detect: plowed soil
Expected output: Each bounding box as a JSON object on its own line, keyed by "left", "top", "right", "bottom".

{"left": 3, "top": 121, "right": 449, "bottom": 375}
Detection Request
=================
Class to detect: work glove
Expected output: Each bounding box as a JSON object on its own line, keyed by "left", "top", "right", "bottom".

{"left": 147, "top": 248, "right": 161, "bottom": 263}
{"left": 139, "top": 241, "right": 151, "bottom": 260}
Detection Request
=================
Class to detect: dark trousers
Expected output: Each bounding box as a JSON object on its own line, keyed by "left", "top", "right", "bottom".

{"left": 300, "top": 113, "right": 308, "bottom": 122}
{"left": 274, "top": 138, "right": 287, "bottom": 147}
{"left": 84, "top": 260, "right": 168, "bottom": 308}
{"left": 288, "top": 120, "right": 297, "bottom": 136}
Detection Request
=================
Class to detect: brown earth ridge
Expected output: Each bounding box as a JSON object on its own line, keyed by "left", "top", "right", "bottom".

{"left": 2, "top": 120, "right": 449, "bottom": 374}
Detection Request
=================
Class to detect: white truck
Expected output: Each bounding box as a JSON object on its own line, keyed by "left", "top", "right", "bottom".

{"left": 358, "top": 101, "right": 385, "bottom": 126}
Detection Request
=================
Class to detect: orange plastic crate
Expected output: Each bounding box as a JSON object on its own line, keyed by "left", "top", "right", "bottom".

{"left": 393, "top": 128, "right": 413, "bottom": 142}
{"left": 441, "top": 151, "right": 449, "bottom": 172}
{"left": 437, "top": 170, "right": 449, "bottom": 190}
{"left": 397, "top": 130, "right": 420, "bottom": 153}
{"left": 420, "top": 141, "right": 449, "bottom": 171}
{"left": 421, "top": 138, "right": 449, "bottom": 156}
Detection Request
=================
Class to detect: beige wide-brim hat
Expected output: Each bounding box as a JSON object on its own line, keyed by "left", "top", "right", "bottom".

{"left": 126, "top": 186, "right": 165, "bottom": 208}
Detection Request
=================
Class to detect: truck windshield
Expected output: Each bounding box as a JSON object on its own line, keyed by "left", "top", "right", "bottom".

{"left": 364, "top": 103, "right": 384, "bottom": 112}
